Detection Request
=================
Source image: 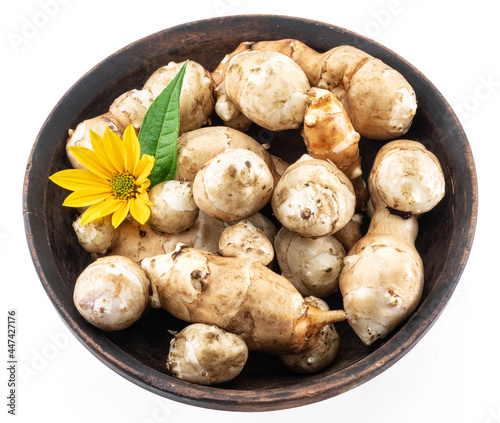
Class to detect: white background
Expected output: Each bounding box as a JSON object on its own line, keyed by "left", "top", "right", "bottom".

{"left": 1, "top": 0, "right": 498, "bottom": 422}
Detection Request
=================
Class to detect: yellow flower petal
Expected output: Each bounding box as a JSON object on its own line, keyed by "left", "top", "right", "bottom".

{"left": 49, "top": 169, "right": 110, "bottom": 191}
{"left": 103, "top": 127, "right": 127, "bottom": 174}
{"left": 62, "top": 189, "right": 112, "bottom": 208}
{"left": 123, "top": 125, "right": 140, "bottom": 172}
{"left": 69, "top": 146, "right": 115, "bottom": 179}
{"left": 99, "top": 197, "right": 123, "bottom": 216}
{"left": 129, "top": 197, "right": 151, "bottom": 225}
{"left": 90, "top": 130, "right": 117, "bottom": 173}
{"left": 134, "top": 154, "right": 155, "bottom": 184}
{"left": 111, "top": 201, "right": 130, "bottom": 228}
{"left": 80, "top": 197, "right": 122, "bottom": 225}
{"left": 80, "top": 202, "right": 106, "bottom": 226}
{"left": 50, "top": 124, "right": 155, "bottom": 229}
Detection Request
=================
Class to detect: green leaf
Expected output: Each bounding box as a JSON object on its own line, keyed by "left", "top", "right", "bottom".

{"left": 138, "top": 61, "right": 188, "bottom": 187}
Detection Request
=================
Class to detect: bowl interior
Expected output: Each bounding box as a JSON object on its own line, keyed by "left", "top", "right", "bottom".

{"left": 23, "top": 15, "right": 477, "bottom": 411}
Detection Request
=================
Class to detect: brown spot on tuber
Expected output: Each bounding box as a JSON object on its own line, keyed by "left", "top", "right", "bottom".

{"left": 300, "top": 209, "right": 312, "bottom": 220}
{"left": 190, "top": 269, "right": 210, "bottom": 284}
{"left": 227, "top": 164, "right": 237, "bottom": 177}
{"left": 387, "top": 207, "right": 413, "bottom": 220}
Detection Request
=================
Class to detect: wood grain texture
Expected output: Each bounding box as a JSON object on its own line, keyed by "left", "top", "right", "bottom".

{"left": 23, "top": 15, "right": 478, "bottom": 411}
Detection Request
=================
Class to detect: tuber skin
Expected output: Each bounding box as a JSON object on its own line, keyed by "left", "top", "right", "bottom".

{"left": 176, "top": 126, "right": 275, "bottom": 182}
{"left": 192, "top": 148, "right": 274, "bottom": 222}
{"left": 100, "top": 210, "right": 277, "bottom": 264}
{"left": 148, "top": 180, "right": 199, "bottom": 234}
{"left": 274, "top": 227, "right": 345, "bottom": 297}
{"left": 143, "top": 60, "right": 215, "bottom": 135}
{"left": 109, "top": 89, "right": 154, "bottom": 130}
{"left": 302, "top": 87, "right": 367, "bottom": 208}
{"left": 141, "top": 244, "right": 346, "bottom": 354}
{"left": 250, "top": 39, "right": 417, "bottom": 140}
{"left": 332, "top": 214, "right": 364, "bottom": 253}
{"left": 278, "top": 296, "right": 340, "bottom": 374}
{"left": 339, "top": 140, "right": 445, "bottom": 345}
{"left": 167, "top": 323, "right": 248, "bottom": 385}
{"left": 216, "top": 50, "right": 311, "bottom": 131}
{"left": 302, "top": 87, "right": 361, "bottom": 180}
{"left": 73, "top": 214, "right": 116, "bottom": 255}
{"left": 106, "top": 217, "right": 172, "bottom": 263}
{"left": 369, "top": 140, "right": 445, "bottom": 214}
{"left": 271, "top": 154, "right": 356, "bottom": 237}
{"left": 219, "top": 219, "right": 274, "bottom": 266}
{"left": 73, "top": 255, "right": 150, "bottom": 331}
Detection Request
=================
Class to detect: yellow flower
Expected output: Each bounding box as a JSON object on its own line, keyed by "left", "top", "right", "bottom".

{"left": 49, "top": 125, "right": 155, "bottom": 228}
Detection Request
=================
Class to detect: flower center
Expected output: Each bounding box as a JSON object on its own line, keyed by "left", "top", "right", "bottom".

{"left": 111, "top": 172, "right": 136, "bottom": 200}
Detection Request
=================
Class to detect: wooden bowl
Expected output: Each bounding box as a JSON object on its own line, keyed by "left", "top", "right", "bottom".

{"left": 23, "top": 15, "right": 477, "bottom": 411}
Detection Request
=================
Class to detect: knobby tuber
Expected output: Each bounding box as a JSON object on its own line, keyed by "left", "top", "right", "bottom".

{"left": 339, "top": 140, "right": 445, "bottom": 345}
{"left": 193, "top": 148, "right": 274, "bottom": 222}
{"left": 219, "top": 219, "right": 274, "bottom": 266}
{"left": 167, "top": 323, "right": 248, "bottom": 385}
{"left": 214, "top": 49, "right": 311, "bottom": 131}
{"left": 302, "top": 87, "right": 361, "bottom": 180}
{"left": 302, "top": 87, "right": 368, "bottom": 207}
{"left": 141, "top": 244, "right": 346, "bottom": 354}
{"left": 148, "top": 179, "right": 199, "bottom": 234}
{"left": 73, "top": 256, "right": 150, "bottom": 331}
{"left": 271, "top": 154, "right": 356, "bottom": 237}
{"left": 142, "top": 60, "right": 215, "bottom": 135}
{"left": 275, "top": 227, "right": 345, "bottom": 297}
{"left": 250, "top": 39, "right": 417, "bottom": 140}
{"left": 175, "top": 126, "right": 276, "bottom": 181}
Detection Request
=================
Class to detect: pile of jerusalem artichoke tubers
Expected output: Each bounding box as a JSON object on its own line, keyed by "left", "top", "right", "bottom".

{"left": 66, "top": 38, "right": 445, "bottom": 385}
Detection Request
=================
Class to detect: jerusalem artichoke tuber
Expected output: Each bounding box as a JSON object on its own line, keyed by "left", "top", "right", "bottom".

{"left": 141, "top": 244, "right": 346, "bottom": 354}
{"left": 167, "top": 323, "right": 248, "bottom": 385}
{"left": 214, "top": 50, "right": 311, "bottom": 131}
{"left": 339, "top": 140, "right": 445, "bottom": 345}
{"left": 250, "top": 39, "right": 417, "bottom": 140}
{"left": 271, "top": 154, "right": 356, "bottom": 237}
{"left": 192, "top": 148, "right": 274, "bottom": 222}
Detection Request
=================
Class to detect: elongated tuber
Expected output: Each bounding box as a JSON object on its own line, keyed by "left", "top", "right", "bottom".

{"left": 250, "top": 39, "right": 417, "bottom": 140}
{"left": 302, "top": 87, "right": 367, "bottom": 207}
{"left": 339, "top": 140, "right": 445, "bottom": 345}
{"left": 302, "top": 87, "right": 361, "bottom": 180}
{"left": 141, "top": 245, "right": 346, "bottom": 354}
